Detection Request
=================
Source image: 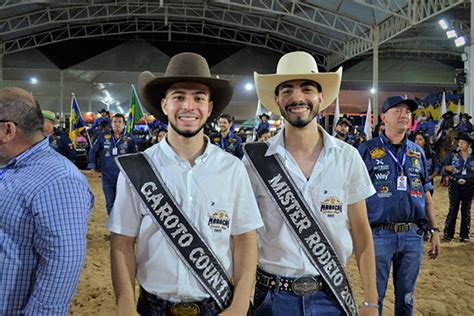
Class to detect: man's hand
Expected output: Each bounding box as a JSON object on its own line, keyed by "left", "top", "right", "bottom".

{"left": 428, "top": 232, "right": 440, "bottom": 260}
{"left": 91, "top": 169, "right": 102, "bottom": 178}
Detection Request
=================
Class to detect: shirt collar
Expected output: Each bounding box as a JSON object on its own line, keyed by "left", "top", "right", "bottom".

{"left": 5, "top": 137, "right": 49, "bottom": 168}
{"left": 159, "top": 135, "right": 212, "bottom": 165}
{"left": 379, "top": 131, "right": 407, "bottom": 150}
{"left": 265, "top": 125, "right": 342, "bottom": 157}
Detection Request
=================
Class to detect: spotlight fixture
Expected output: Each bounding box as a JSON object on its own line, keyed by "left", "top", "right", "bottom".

{"left": 370, "top": 88, "right": 376, "bottom": 94}
{"left": 446, "top": 30, "right": 457, "bottom": 39}
{"left": 29, "top": 77, "right": 38, "bottom": 84}
{"left": 455, "top": 37, "right": 466, "bottom": 47}
{"left": 245, "top": 83, "right": 253, "bottom": 91}
{"left": 438, "top": 19, "right": 449, "bottom": 30}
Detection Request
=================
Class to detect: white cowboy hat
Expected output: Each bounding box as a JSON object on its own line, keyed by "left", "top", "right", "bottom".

{"left": 254, "top": 51, "right": 342, "bottom": 115}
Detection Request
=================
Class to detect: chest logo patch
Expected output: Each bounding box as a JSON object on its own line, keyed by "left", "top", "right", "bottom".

{"left": 320, "top": 196, "right": 342, "bottom": 217}
{"left": 104, "top": 134, "right": 111, "bottom": 140}
{"left": 407, "top": 149, "right": 421, "bottom": 158}
{"left": 370, "top": 148, "right": 386, "bottom": 159}
{"left": 208, "top": 211, "right": 230, "bottom": 232}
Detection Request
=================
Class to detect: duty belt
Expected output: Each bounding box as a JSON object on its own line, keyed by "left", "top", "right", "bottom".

{"left": 140, "top": 287, "right": 215, "bottom": 316}
{"left": 374, "top": 222, "right": 418, "bottom": 233}
{"left": 256, "top": 269, "right": 329, "bottom": 296}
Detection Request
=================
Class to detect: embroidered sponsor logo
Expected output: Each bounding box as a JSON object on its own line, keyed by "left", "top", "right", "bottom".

{"left": 208, "top": 211, "right": 230, "bottom": 232}
{"left": 104, "top": 134, "right": 111, "bottom": 140}
{"left": 213, "top": 137, "right": 221, "bottom": 143}
{"left": 374, "top": 172, "right": 390, "bottom": 181}
{"left": 412, "top": 158, "right": 420, "bottom": 169}
{"left": 410, "top": 190, "right": 423, "bottom": 198}
{"left": 407, "top": 149, "right": 421, "bottom": 158}
{"left": 320, "top": 196, "right": 343, "bottom": 217}
{"left": 375, "top": 159, "right": 385, "bottom": 165}
{"left": 411, "top": 177, "right": 422, "bottom": 190}
{"left": 377, "top": 185, "right": 392, "bottom": 198}
{"left": 374, "top": 164, "right": 390, "bottom": 171}
{"left": 370, "top": 148, "right": 386, "bottom": 159}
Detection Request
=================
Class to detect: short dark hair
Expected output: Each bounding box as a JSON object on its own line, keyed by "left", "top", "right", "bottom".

{"left": 219, "top": 113, "right": 233, "bottom": 123}
{"left": 274, "top": 80, "right": 322, "bottom": 96}
{"left": 112, "top": 113, "right": 126, "bottom": 124}
{"left": 257, "top": 128, "right": 270, "bottom": 139}
{"left": 0, "top": 88, "right": 44, "bottom": 139}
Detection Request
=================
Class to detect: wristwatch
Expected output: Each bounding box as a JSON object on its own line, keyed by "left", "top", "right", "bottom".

{"left": 362, "top": 301, "right": 378, "bottom": 309}
{"left": 430, "top": 227, "right": 440, "bottom": 233}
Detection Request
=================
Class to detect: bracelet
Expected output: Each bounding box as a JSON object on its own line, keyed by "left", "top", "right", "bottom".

{"left": 362, "top": 301, "right": 378, "bottom": 309}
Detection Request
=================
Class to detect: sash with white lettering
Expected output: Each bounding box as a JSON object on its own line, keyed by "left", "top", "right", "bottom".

{"left": 244, "top": 143, "right": 358, "bottom": 316}
{"left": 116, "top": 153, "right": 233, "bottom": 310}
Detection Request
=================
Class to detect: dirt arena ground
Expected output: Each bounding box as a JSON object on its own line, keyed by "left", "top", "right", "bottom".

{"left": 70, "top": 172, "right": 473, "bottom": 315}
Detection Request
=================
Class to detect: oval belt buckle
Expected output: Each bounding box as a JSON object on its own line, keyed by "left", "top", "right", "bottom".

{"left": 291, "top": 276, "right": 319, "bottom": 296}
{"left": 170, "top": 303, "right": 201, "bottom": 316}
{"left": 458, "top": 178, "right": 466, "bottom": 185}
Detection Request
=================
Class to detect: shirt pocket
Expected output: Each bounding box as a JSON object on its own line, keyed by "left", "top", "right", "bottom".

{"left": 312, "top": 188, "right": 346, "bottom": 219}
{"left": 202, "top": 202, "right": 234, "bottom": 250}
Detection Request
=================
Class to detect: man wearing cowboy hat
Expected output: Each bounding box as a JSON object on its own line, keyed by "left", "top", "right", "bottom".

{"left": 334, "top": 116, "right": 360, "bottom": 148}
{"left": 90, "top": 108, "right": 111, "bottom": 132}
{"left": 358, "top": 96, "right": 440, "bottom": 315}
{"left": 108, "top": 52, "right": 262, "bottom": 316}
{"left": 244, "top": 51, "right": 378, "bottom": 315}
{"left": 455, "top": 113, "right": 473, "bottom": 133}
{"left": 256, "top": 113, "right": 271, "bottom": 134}
{"left": 42, "top": 110, "right": 77, "bottom": 161}
{"left": 442, "top": 132, "right": 474, "bottom": 242}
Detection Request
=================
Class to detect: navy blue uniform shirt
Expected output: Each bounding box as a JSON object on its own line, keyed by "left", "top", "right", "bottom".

{"left": 87, "top": 130, "right": 137, "bottom": 180}
{"left": 443, "top": 149, "right": 474, "bottom": 180}
{"left": 210, "top": 131, "right": 243, "bottom": 159}
{"left": 358, "top": 132, "right": 433, "bottom": 227}
{"left": 48, "top": 128, "right": 77, "bottom": 161}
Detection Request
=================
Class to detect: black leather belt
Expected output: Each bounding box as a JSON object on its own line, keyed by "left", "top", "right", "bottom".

{"left": 139, "top": 287, "right": 216, "bottom": 316}
{"left": 372, "top": 222, "right": 417, "bottom": 233}
{"left": 256, "top": 268, "right": 328, "bottom": 296}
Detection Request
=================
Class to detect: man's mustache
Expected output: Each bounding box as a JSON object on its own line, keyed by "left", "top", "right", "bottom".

{"left": 285, "top": 101, "right": 313, "bottom": 111}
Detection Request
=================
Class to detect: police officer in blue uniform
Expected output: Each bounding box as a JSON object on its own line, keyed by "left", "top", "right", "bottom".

{"left": 211, "top": 113, "right": 243, "bottom": 158}
{"left": 42, "top": 110, "right": 77, "bottom": 161}
{"left": 358, "top": 96, "right": 440, "bottom": 316}
{"left": 88, "top": 113, "right": 137, "bottom": 215}
{"left": 442, "top": 133, "right": 474, "bottom": 242}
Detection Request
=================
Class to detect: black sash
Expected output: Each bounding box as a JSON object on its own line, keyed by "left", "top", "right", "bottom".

{"left": 116, "top": 152, "right": 233, "bottom": 310}
{"left": 244, "top": 143, "right": 358, "bottom": 316}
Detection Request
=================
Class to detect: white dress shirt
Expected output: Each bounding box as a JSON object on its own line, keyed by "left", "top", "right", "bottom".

{"left": 244, "top": 126, "right": 375, "bottom": 277}
{"left": 107, "top": 137, "right": 263, "bottom": 302}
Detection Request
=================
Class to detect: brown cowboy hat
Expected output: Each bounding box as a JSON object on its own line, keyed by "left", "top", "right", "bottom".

{"left": 137, "top": 52, "right": 234, "bottom": 123}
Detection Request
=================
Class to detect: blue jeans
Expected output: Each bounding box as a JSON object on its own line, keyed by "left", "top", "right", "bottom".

{"left": 102, "top": 175, "right": 118, "bottom": 215}
{"left": 372, "top": 227, "right": 424, "bottom": 316}
{"left": 252, "top": 283, "right": 345, "bottom": 316}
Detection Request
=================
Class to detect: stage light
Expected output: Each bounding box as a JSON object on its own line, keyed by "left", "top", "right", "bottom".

{"left": 29, "top": 77, "right": 38, "bottom": 84}
{"left": 446, "top": 30, "right": 457, "bottom": 39}
{"left": 439, "top": 19, "right": 449, "bottom": 30}
{"left": 245, "top": 83, "right": 253, "bottom": 91}
{"left": 455, "top": 37, "right": 466, "bottom": 47}
{"left": 370, "top": 88, "right": 376, "bottom": 94}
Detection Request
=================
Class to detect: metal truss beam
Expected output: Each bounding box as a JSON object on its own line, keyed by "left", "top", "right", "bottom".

{"left": 362, "top": 49, "right": 462, "bottom": 61}
{"left": 210, "top": 0, "right": 373, "bottom": 42}
{"left": 353, "top": 0, "right": 410, "bottom": 21}
{"left": 326, "top": 0, "right": 465, "bottom": 69}
{"left": 0, "top": 2, "right": 345, "bottom": 57}
{"left": 0, "top": 20, "right": 327, "bottom": 66}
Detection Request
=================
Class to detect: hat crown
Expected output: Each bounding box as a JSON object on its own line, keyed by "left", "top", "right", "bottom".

{"left": 164, "top": 52, "right": 211, "bottom": 78}
{"left": 276, "top": 51, "right": 319, "bottom": 75}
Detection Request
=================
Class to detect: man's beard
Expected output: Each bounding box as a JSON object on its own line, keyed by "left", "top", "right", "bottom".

{"left": 336, "top": 130, "right": 347, "bottom": 137}
{"left": 169, "top": 121, "right": 205, "bottom": 138}
{"left": 281, "top": 101, "right": 319, "bottom": 128}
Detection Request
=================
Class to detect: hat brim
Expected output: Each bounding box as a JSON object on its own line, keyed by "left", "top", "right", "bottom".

{"left": 254, "top": 67, "right": 342, "bottom": 115}
{"left": 137, "top": 71, "right": 235, "bottom": 123}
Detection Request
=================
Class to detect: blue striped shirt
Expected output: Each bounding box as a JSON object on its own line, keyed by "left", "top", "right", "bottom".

{"left": 0, "top": 138, "right": 94, "bottom": 315}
